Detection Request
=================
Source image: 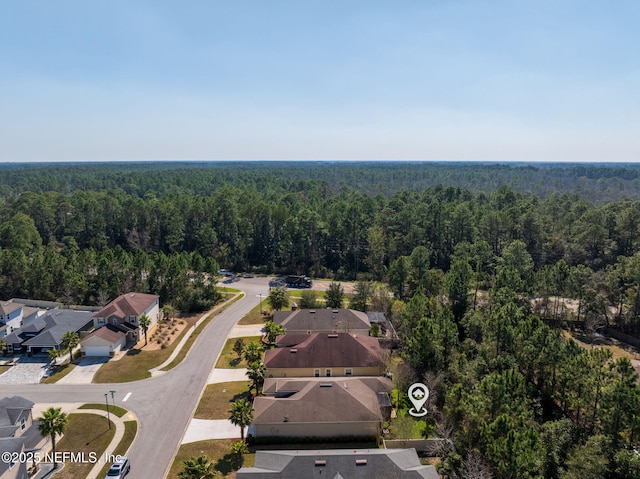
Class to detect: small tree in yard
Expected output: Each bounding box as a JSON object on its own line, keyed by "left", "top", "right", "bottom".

{"left": 243, "top": 342, "right": 263, "bottom": 364}
{"left": 47, "top": 348, "right": 60, "bottom": 365}
{"left": 300, "top": 289, "right": 318, "bottom": 309}
{"left": 233, "top": 338, "right": 245, "bottom": 358}
{"left": 268, "top": 286, "right": 288, "bottom": 311}
{"left": 325, "top": 282, "right": 344, "bottom": 309}
{"left": 229, "top": 399, "right": 253, "bottom": 442}
{"left": 178, "top": 454, "right": 217, "bottom": 479}
{"left": 61, "top": 331, "right": 80, "bottom": 362}
{"left": 246, "top": 361, "right": 266, "bottom": 395}
{"left": 38, "top": 407, "right": 68, "bottom": 469}
{"left": 263, "top": 321, "right": 285, "bottom": 344}
{"left": 230, "top": 441, "right": 249, "bottom": 469}
{"left": 139, "top": 314, "right": 151, "bottom": 346}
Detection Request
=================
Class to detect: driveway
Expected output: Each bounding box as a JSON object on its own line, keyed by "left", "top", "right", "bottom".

{"left": 57, "top": 357, "right": 110, "bottom": 384}
{"left": 0, "top": 356, "right": 49, "bottom": 384}
{"left": 207, "top": 368, "right": 248, "bottom": 385}
{"left": 182, "top": 419, "right": 241, "bottom": 443}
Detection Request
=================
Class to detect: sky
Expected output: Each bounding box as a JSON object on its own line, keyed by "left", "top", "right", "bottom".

{"left": 1, "top": 1, "right": 639, "bottom": 163}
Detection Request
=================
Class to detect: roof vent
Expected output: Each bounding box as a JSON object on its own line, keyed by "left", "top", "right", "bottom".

{"left": 333, "top": 310, "right": 339, "bottom": 314}
{"left": 310, "top": 310, "right": 316, "bottom": 314}
{"left": 319, "top": 383, "right": 333, "bottom": 387}
{"left": 290, "top": 349, "right": 298, "bottom": 353}
{"left": 328, "top": 334, "right": 338, "bottom": 338}
{"left": 355, "top": 459, "right": 368, "bottom": 466}
{"left": 315, "top": 460, "right": 326, "bottom": 467}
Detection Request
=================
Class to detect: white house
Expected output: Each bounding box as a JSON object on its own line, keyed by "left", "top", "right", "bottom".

{"left": 0, "top": 302, "right": 23, "bottom": 338}
{"left": 80, "top": 324, "right": 127, "bottom": 357}
{"left": 89, "top": 292, "right": 160, "bottom": 343}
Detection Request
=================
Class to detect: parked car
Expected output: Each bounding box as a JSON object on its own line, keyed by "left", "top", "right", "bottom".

{"left": 105, "top": 457, "right": 130, "bottom": 478}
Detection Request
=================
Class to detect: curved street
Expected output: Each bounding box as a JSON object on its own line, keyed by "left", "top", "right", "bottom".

{"left": 1, "top": 278, "right": 270, "bottom": 479}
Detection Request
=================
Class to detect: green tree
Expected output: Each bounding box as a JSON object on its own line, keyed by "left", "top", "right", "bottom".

{"left": 445, "top": 258, "right": 472, "bottom": 321}
{"left": 388, "top": 256, "right": 409, "bottom": 300}
{"left": 243, "top": 342, "right": 263, "bottom": 364}
{"left": 37, "top": 407, "right": 68, "bottom": 469}
{"left": 263, "top": 320, "right": 285, "bottom": 344}
{"left": 299, "top": 289, "right": 318, "bottom": 309}
{"left": 324, "top": 282, "right": 344, "bottom": 309}
{"left": 47, "top": 348, "right": 60, "bottom": 364}
{"left": 178, "top": 454, "right": 217, "bottom": 479}
{"left": 563, "top": 436, "right": 609, "bottom": 479}
{"left": 61, "top": 331, "right": 80, "bottom": 362}
{"left": 230, "top": 440, "right": 249, "bottom": 469}
{"left": 229, "top": 399, "right": 253, "bottom": 442}
{"left": 233, "top": 338, "right": 245, "bottom": 358}
{"left": 138, "top": 314, "right": 151, "bottom": 346}
{"left": 349, "top": 281, "right": 373, "bottom": 312}
{"left": 246, "top": 361, "right": 266, "bottom": 395}
{"left": 267, "top": 286, "right": 288, "bottom": 311}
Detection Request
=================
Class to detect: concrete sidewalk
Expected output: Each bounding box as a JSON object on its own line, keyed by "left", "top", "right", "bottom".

{"left": 227, "top": 324, "right": 264, "bottom": 338}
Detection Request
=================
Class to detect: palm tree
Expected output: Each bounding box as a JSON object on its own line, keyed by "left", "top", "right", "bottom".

{"left": 246, "top": 362, "right": 266, "bottom": 395}
{"left": 37, "top": 407, "right": 68, "bottom": 469}
{"left": 47, "top": 348, "right": 60, "bottom": 365}
{"left": 61, "top": 331, "right": 80, "bottom": 362}
{"left": 0, "top": 336, "right": 6, "bottom": 354}
{"left": 162, "top": 304, "right": 175, "bottom": 322}
{"left": 230, "top": 440, "right": 249, "bottom": 469}
{"left": 243, "top": 342, "right": 263, "bottom": 364}
{"left": 267, "top": 286, "right": 288, "bottom": 311}
{"left": 139, "top": 314, "right": 151, "bottom": 346}
{"left": 178, "top": 454, "right": 217, "bottom": 479}
{"left": 263, "top": 320, "right": 285, "bottom": 344}
{"left": 229, "top": 399, "right": 253, "bottom": 442}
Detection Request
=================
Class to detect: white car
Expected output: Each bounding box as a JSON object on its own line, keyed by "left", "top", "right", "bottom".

{"left": 105, "top": 457, "right": 130, "bottom": 478}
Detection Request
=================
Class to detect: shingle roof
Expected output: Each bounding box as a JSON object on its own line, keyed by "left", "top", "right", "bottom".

{"left": 263, "top": 376, "right": 393, "bottom": 397}
{"left": 83, "top": 324, "right": 126, "bottom": 344}
{"left": 264, "top": 333, "right": 384, "bottom": 370}
{"left": 0, "top": 396, "right": 34, "bottom": 429}
{"left": 92, "top": 292, "right": 158, "bottom": 320}
{"left": 237, "top": 449, "right": 439, "bottom": 479}
{"left": 0, "top": 301, "right": 22, "bottom": 316}
{"left": 273, "top": 309, "right": 371, "bottom": 332}
{"left": 21, "top": 310, "right": 93, "bottom": 348}
{"left": 253, "top": 378, "right": 390, "bottom": 425}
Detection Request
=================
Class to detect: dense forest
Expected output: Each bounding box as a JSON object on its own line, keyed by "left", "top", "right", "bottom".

{"left": 1, "top": 162, "right": 639, "bottom": 477}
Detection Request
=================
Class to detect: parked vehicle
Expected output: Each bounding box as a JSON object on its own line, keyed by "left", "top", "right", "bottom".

{"left": 105, "top": 457, "right": 130, "bottom": 478}
{"left": 285, "top": 275, "right": 312, "bottom": 288}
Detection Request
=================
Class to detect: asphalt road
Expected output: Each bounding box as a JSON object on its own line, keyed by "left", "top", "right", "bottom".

{"left": 1, "top": 277, "right": 270, "bottom": 479}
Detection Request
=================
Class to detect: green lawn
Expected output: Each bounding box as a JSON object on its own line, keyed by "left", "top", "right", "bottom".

{"left": 53, "top": 413, "right": 115, "bottom": 479}
{"left": 169, "top": 439, "right": 255, "bottom": 479}
{"left": 96, "top": 420, "right": 138, "bottom": 478}
{"left": 238, "top": 302, "right": 271, "bottom": 325}
{"left": 162, "top": 293, "right": 243, "bottom": 371}
{"left": 40, "top": 362, "right": 76, "bottom": 384}
{"left": 79, "top": 403, "right": 128, "bottom": 418}
{"left": 195, "top": 381, "right": 251, "bottom": 420}
{"left": 215, "top": 336, "right": 261, "bottom": 369}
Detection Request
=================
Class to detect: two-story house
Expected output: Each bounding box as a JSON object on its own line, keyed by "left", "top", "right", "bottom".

{"left": 0, "top": 396, "right": 35, "bottom": 479}
{"left": 0, "top": 302, "right": 23, "bottom": 339}
{"left": 89, "top": 292, "right": 160, "bottom": 344}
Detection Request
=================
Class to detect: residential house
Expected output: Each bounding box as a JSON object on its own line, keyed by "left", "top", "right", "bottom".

{"left": 264, "top": 333, "right": 385, "bottom": 378}
{"left": 80, "top": 324, "right": 127, "bottom": 357}
{"left": 272, "top": 308, "right": 372, "bottom": 336}
{"left": 3, "top": 310, "right": 93, "bottom": 355}
{"left": 251, "top": 377, "right": 393, "bottom": 440}
{"left": 0, "top": 302, "right": 23, "bottom": 339}
{"left": 90, "top": 293, "right": 160, "bottom": 344}
{"left": 0, "top": 397, "right": 35, "bottom": 479}
{"left": 236, "top": 448, "right": 438, "bottom": 479}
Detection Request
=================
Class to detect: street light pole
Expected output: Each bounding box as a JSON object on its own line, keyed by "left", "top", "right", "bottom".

{"left": 104, "top": 393, "right": 111, "bottom": 429}
{"left": 109, "top": 390, "right": 116, "bottom": 408}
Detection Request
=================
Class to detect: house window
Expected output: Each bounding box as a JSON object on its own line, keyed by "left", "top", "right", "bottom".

{"left": 20, "top": 417, "right": 26, "bottom": 430}
{"left": 130, "top": 317, "right": 136, "bottom": 324}
{"left": 325, "top": 369, "right": 332, "bottom": 377}
{"left": 345, "top": 368, "right": 353, "bottom": 376}
{"left": 314, "top": 369, "right": 320, "bottom": 377}
{"left": 98, "top": 318, "right": 105, "bottom": 324}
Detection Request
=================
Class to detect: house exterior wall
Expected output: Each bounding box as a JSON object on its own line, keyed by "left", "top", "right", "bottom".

{"left": 0, "top": 309, "right": 23, "bottom": 336}
{"left": 81, "top": 335, "right": 127, "bottom": 356}
{"left": 265, "top": 366, "right": 383, "bottom": 378}
{"left": 253, "top": 421, "right": 379, "bottom": 440}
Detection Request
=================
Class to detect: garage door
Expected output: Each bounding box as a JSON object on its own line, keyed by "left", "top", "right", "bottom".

{"left": 83, "top": 346, "right": 111, "bottom": 357}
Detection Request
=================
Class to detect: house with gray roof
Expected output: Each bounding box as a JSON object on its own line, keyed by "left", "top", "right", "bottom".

{"left": 0, "top": 397, "right": 36, "bottom": 479}
{"left": 3, "top": 310, "right": 93, "bottom": 355}
{"left": 252, "top": 377, "right": 392, "bottom": 441}
{"left": 273, "top": 308, "right": 372, "bottom": 336}
{"left": 236, "top": 448, "right": 439, "bottom": 478}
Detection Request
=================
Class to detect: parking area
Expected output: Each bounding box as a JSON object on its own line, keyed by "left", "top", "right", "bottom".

{"left": 0, "top": 356, "right": 49, "bottom": 384}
